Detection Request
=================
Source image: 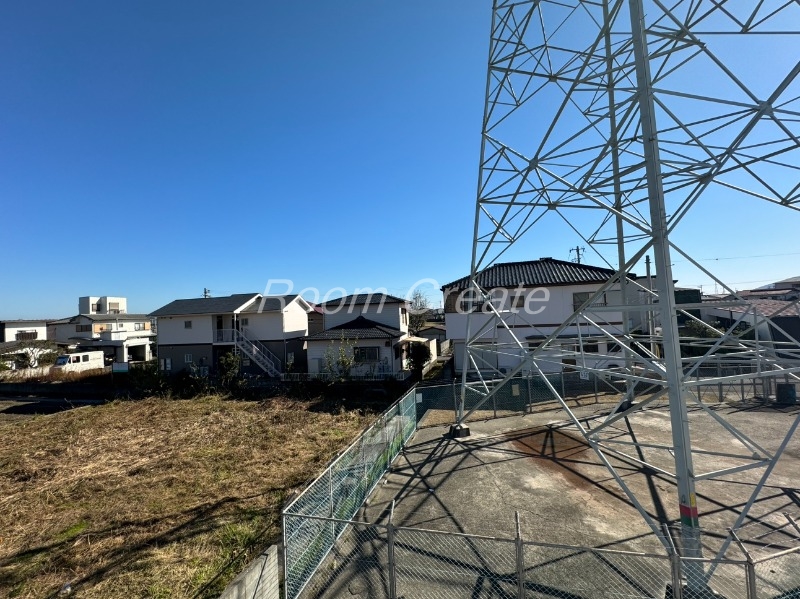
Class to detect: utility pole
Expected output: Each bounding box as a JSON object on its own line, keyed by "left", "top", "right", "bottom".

{"left": 569, "top": 246, "right": 585, "bottom": 264}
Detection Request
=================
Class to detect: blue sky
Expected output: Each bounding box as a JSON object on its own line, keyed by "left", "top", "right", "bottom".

{"left": 1, "top": 1, "right": 798, "bottom": 319}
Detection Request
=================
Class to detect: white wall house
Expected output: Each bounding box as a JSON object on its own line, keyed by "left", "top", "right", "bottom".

{"left": 48, "top": 313, "right": 154, "bottom": 363}
{"left": 151, "top": 293, "right": 312, "bottom": 376}
{"left": 79, "top": 296, "right": 128, "bottom": 315}
{"left": 305, "top": 293, "right": 420, "bottom": 376}
{"left": 442, "top": 258, "right": 638, "bottom": 374}
{"left": 0, "top": 319, "right": 49, "bottom": 343}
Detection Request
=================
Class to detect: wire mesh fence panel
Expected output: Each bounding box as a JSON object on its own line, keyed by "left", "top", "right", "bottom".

{"left": 394, "top": 528, "right": 518, "bottom": 598}
{"left": 284, "top": 388, "right": 418, "bottom": 599}
{"left": 680, "top": 558, "right": 749, "bottom": 599}
{"left": 754, "top": 548, "right": 800, "bottom": 599}
{"left": 296, "top": 521, "right": 391, "bottom": 599}
{"left": 522, "top": 543, "right": 672, "bottom": 599}
{"left": 285, "top": 513, "right": 338, "bottom": 599}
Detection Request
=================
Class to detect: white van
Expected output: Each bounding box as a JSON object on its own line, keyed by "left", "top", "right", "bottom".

{"left": 51, "top": 351, "right": 106, "bottom": 373}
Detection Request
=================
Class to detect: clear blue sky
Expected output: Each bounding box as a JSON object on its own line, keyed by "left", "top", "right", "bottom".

{"left": 1, "top": 1, "right": 798, "bottom": 318}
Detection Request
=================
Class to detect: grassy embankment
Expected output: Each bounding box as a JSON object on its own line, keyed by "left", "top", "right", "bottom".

{"left": 0, "top": 395, "right": 374, "bottom": 598}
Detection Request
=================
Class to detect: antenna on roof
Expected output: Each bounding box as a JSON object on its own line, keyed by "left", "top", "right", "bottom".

{"left": 203, "top": 288, "right": 211, "bottom": 298}
{"left": 569, "top": 246, "right": 585, "bottom": 264}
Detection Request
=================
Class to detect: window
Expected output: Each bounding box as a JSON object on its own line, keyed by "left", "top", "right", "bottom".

{"left": 184, "top": 354, "right": 193, "bottom": 363}
{"left": 607, "top": 342, "right": 621, "bottom": 353}
{"left": 109, "top": 302, "right": 120, "bottom": 313}
{"left": 354, "top": 347, "right": 380, "bottom": 362}
{"left": 15, "top": 331, "right": 37, "bottom": 341}
{"left": 118, "top": 323, "right": 124, "bottom": 329}
{"left": 582, "top": 340, "right": 599, "bottom": 353}
{"left": 165, "top": 358, "right": 172, "bottom": 371}
{"left": 71, "top": 356, "right": 80, "bottom": 363}
{"left": 458, "top": 289, "right": 480, "bottom": 313}
{"left": 184, "top": 321, "right": 192, "bottom": 329}
{"left": 82, "top": 355, "right": 89, "bottom": 362}
{"left": 573, "top": 292, "right": 607, "bottom": 312}
{"left": 401, "top": 309, "right": 407, "bottom": 326}
{"left": 91, "top": 303, "right": 99, "bottom": 312}
{"left": 134, "top": 323, "right": 142, "bottom": 331}
{"left": 76, "top": 324, "right": 91, "bottom": 333}
{"left": 240, "top": 318, "right": 249, "bottom": 326}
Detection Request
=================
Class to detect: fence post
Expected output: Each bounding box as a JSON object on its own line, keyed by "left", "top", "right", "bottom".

{"left": 663, "top": 525, "right": 683, "bottom": 599}
{"left": 731, "top": 528, "right": 757, "bottom": 599}
{"left": 515, "top": 512, "right": 525, "bottom": 599}
{"left": 453, "top": 378, "right": 459, "bottom": 422}
{"left": 388, "top": 501, "right": 397, "bottom": 599}
{"left": 329, "top": 469, "right": 336, "bottom": 540}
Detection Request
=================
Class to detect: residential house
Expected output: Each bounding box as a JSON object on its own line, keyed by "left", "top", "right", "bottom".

{"left": 48, "top": 313, "right": 154, "bottom": 363}
{"left": 79, "top": 296, "right": 128, "bottom": 315}
{"left": 442, "top": 258, "right": 638, "bottom": 374}
{"left": 0, "top": 319, "right": 49, "bottom": 343}
{"left": 417, "top": 324, "right": 447, "bottom": 353}
{"left": 305, "top": 293, "right": 424, "bottom": 376}
{"left": 700, "top": 298, "right": 800, "bottom": 358}
{"left": 150, "top": 293, "right": 312, "bottom": 376}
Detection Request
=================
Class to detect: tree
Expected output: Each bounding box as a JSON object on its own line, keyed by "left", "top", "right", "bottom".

{"left": 217, "top": 352, "right": 242, "bottom": 391}
{"left": 407, "top": 341, "right": 432, "bottom": 380}
{"left": 12, "top": 340, "right": 58, "bottom": 369}
{"left": 323, "top": 335, "right": 357, "bottom": 380}
{"left": 408, "top": 290, "right": 430, "bottom": 335}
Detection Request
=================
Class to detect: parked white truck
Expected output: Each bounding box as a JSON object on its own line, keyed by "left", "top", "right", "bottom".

{"left": 51, "top": 351, "right": 106, "bottom": 373}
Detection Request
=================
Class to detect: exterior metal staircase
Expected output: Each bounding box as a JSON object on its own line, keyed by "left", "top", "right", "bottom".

{"left": 233, "top": 329, "right": 282, "bottom": 377}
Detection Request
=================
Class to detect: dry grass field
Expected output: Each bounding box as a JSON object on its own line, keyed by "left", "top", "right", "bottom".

{"left": 0, "top": 395, "right": 374, "bottom": 598}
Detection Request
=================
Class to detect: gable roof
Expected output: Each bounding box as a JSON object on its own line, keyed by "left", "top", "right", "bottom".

{"left": 241, "top": 295, "right": 305, "bottom": 313}
{"left": 150, "top": 293, "right": 259, "bottom": 317}
{"left": 441, "top": 258, "right": 630, "bottom": 290}
{"left": 318, "top": 293, "right": 408, "bottom": 309}
{"left": 305, "top": 316, "right": 403, "bottom": 341}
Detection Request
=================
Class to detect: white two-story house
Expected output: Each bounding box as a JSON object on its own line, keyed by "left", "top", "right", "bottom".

{"left": 151, "top": 293, "right": 312, "bottom": 376}
{"left": 304, "top": 293, "right": 417, "bottom": 376}
{"left": 48, "top": 296, "right": 154, "bottom": 363}
{"left": 442, "top": 258, "right": 638, "bottom": 374}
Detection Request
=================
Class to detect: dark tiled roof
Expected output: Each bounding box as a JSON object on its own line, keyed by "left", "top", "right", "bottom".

{"left": 305, "top": 316, "right": 403, "bottom": 341}
{"left": 241, "top": 295, "right": 301, "bottom": 313}
{"left": 319, "top": 293, "right": 407, "bottom": 308}
{"left": 150, "top": 294, "right": 259, "bottom": 317}
{"left": 442, "top": 258, "right": 629, "bottom": 290}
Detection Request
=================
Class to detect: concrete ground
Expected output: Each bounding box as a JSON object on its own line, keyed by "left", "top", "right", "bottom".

{"left": 301, "top": 397, "right": 800, "bottom": 599}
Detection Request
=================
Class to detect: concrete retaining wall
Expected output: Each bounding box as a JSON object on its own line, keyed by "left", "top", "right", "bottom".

{"left": 219, "top": 545, "right": 279, "bottom": 599}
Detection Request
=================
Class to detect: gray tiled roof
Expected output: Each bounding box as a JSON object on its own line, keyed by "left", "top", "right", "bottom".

{"left": 305, "top": 316, "right": 403, "bottom": 341}
{"left": 319, "top": 293, "right": 407, "bottom": 308}
{"left": 442, "top": 258, "right": 629, "bottom": 290}
{"left": 150, "top": 294, "right": 259, "bottom": 317}
{"left": 241, "top": 295, "right": 301, "bottom": 313}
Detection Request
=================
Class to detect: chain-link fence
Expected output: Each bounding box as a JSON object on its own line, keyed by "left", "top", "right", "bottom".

{"left": 283, "top": 380, "right": 800, "bottom": 599}
{"left": 413, "top": 372, "right": 638, "bottom": 427}
{"left": 283, "top": 510, "right": 800, "bottom": 599}
{"left": 283, "top": 388, "right": 417, "bottom": 599}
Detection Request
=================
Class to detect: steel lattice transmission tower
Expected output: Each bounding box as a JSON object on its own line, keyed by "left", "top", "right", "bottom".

{"left": 460, "top": 0, "right": 800, "bottom": 584}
